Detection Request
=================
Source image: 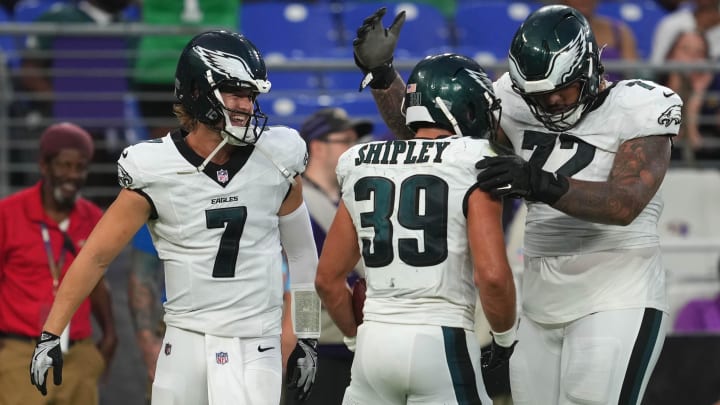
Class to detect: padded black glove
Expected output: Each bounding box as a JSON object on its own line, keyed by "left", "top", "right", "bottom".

{"left": 286, "top": 338, "right": 318, "bottom": 401}
{"left": 352, "top": 6, "right": 406, "bottom": 91}
{"left": 476, "top": 155, "right": 569, "bottom": 205}
{"left": 480, "top": 338, "right": 517, "bottom": 397}
{"left": 30, "top": 331, "right": 63, "bottom": 395}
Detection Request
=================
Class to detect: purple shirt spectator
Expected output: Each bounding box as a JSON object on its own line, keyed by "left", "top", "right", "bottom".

{"left": 674, "top": 294, "right": 720, "bottom": 332}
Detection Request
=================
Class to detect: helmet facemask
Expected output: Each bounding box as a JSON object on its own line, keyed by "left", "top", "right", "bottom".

{"left": 205, "top": 72, "right": 268, "bottom": 146}
{"left": 515, "top": 75, "right": 594, "bottom": 133}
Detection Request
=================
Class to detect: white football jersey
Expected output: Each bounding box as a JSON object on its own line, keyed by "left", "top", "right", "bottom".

{"left": 118, "top": 127, "right": 307, "bottom": 337}
{"left": 494, "top": 73, "right": 681, "bottom": 323}
{"left": 337, "top": 137, "right": 496, "bottom": 331}
{"left": 494, "top": 72, "right": 682, "bottom": 257}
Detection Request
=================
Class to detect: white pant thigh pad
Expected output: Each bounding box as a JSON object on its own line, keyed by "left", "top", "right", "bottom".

{"left": 561, "top": 309, "right": 667, "bottom": 405}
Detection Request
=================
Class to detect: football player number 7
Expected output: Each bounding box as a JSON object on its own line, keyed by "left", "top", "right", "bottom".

{"left": 354, "top": 174, "right": 449, "bottom": 268}
{"left": 205, "top": 207, "right": 247, "bottom": 278}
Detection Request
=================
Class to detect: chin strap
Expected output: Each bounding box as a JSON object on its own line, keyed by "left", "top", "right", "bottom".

{"left": 435, "top": 96, "right": 462, "bottom": 136}
{"left": 176, "top": 136, "right": 229, "bottom": 175}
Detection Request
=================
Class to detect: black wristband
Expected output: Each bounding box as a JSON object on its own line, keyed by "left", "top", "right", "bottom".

{"left": 368, "top": 64, "right": 397, "bottom": 90}
{"left": 531, "top": 170, "right": 570, "bottom": 205}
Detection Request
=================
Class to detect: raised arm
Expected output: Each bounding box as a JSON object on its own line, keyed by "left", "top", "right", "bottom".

{"left": 353, "top": 7, "right": 414, "bottom": 140}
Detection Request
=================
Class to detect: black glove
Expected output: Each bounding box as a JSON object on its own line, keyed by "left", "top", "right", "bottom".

{"left": 29, "top": 331, "right": 63, "bottom": 395}
{"left": 286, "top": 338, "right": 318, "bottom": 401}
{"left": 480, "top": 338, "right": 517, "bottom": 397}
{"left": 476, "top": 155, "right": 569, "bottom": 205}
{"left": 352, "top": 6, "right": 406, "bottom": 91}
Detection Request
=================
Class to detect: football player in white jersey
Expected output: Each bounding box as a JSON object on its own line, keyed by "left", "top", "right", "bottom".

{"left": 315, "top": 54, "right": 518, "bottom": 405}
{"left": 30, "top": 30, "right": 321, "bottom": 405}
{"left": 351, "top": 5, "right": 681, "bottom": 405}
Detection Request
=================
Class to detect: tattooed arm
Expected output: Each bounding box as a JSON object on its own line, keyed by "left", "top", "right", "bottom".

{"left": 553, "top": 135, "right": 672, "bottom": 225}
{"left": 128, "top": 248, "right": 164, "bottom": 381}
{"left": 370, "top": 74, "right": 414, "bottom": 140}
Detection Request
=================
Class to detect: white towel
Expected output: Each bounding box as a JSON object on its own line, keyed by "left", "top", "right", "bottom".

{"left": 205, "top": 334, "right": 249, "bottom": 405}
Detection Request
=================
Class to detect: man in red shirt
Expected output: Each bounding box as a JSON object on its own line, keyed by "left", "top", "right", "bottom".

{"left": 0, "top": 122, "right": 117, "bottom": 405}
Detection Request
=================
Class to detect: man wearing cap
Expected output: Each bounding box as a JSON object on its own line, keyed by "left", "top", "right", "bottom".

{"left": 294, "top": 107, "right": 372, "bottom": 404}
{"left": 0, "top": 122, "right": 117, "bottom": 405}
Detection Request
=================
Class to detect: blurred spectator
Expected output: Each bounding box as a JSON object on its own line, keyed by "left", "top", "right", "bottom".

{"left": 131, "top": 0, "right": 241, "bottom": 140}
{"left": 18, "top": 0, "right": 133, "bottom": 208}
{"left": 561, "top": 0, "right": 640, "bottom": 82}
{"left": 0, "top": 122, "right": 117, "bottom": 405}
{"left": 674, "top": 264, "right": 720, "bottom": 332}
{"left": 650, "top": 0, "right": 720, "bottom": 64}
{"left": 658, "top": 30, "right": 720, "bottom": 159}
{"left": 655, "top": 0, "right": 689, "bottom": 12}
{"left": 294, "top": 107, "right": 372, "bottom": 405}
{"left": 127, "top": 224, "right": 164, "bottom": 405}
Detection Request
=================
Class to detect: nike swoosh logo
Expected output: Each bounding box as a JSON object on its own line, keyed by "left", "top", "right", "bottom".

{"left": 257, "top": 345, "right": 275, "bottom": 352}
{"left": 663, "top": 91, "right": 675, "bottom": 98}
{"left": 122, "top": 150, "right": 128, "bottom": 158}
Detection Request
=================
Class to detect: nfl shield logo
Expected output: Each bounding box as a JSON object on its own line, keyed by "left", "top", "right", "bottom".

{"left": 216, "top": 352, "right": 229, "bottom": 365}
{"left": 216, "top": 169, "right": 229, "bottom": 183}
{"left": 164, "top": 343, "right": 172, "bottom": 356}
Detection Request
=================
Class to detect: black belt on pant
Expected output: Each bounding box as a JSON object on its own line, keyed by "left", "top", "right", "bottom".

{"left": 0, "top": 331, "right": 79, "bottom": 347}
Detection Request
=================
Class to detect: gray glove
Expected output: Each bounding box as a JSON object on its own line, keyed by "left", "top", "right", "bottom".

{"left": 352, "top": 6, "right": 406, "bottom": 91}
{"left": 286, "top": 338, "right": 318, "bottom": 401}
{"left": 30, "top": 331, "right": 63, "bottom": 396}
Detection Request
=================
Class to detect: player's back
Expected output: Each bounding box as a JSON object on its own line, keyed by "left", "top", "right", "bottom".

{"left": 336, "top": 136, "right": 495, "bottom": 331}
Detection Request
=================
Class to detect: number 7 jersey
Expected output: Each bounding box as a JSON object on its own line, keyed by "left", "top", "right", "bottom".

{"left": 117, "top": 128, "right": 307, "bottom": 337}
{"left": 336, "top": 137, "right": 496, "bottom": 331}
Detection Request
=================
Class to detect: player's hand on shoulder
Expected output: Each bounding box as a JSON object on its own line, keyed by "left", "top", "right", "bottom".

{"left": 353, "top": 6, "right": 405, "bottom": 91}
{"left": 286, "top": 338, "right": 318, "bottom": 401}
{"left": 29, "top": 331, "right": 64, "bottom": 395}
{"left": 476, "top": 155, "right": 569, "bottom": 205}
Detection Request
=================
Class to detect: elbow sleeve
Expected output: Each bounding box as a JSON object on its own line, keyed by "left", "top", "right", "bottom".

{"left": 279, "top": 202, "right": 318, "bottom": 286}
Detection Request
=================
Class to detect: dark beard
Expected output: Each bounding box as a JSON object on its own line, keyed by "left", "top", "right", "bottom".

{"left": 53, "top": 186, "right": 77, "bottom": 211}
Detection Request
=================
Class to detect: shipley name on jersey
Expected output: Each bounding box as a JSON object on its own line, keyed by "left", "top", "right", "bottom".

{"left": 354, "top": 140, "right": 451, "bottom": 166}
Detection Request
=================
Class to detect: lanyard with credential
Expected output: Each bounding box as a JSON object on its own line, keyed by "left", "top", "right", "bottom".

{"left": 40, "top": 223, "right": 75, "bottom": 296}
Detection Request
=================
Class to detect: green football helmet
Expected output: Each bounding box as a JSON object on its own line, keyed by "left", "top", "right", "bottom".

{"left": 508, "top": 5, "right": 603, "bottom": 132}
{"left": 174, "top": 30, "right": 271, "bottom": 144}
{"left": 404, "top": 53, "right": 501, "bottom": 139}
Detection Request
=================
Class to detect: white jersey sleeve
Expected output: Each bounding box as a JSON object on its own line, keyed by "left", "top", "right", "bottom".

{"left": 612, "top": 79, "right": 682, "bottom": 142}
{"left": 256, "top": 126, "right": 308, "bottom": 177}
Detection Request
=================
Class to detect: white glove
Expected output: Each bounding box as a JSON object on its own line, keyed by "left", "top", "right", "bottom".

{"left": 30, "top": 331, "right": 64, "bottom": 395}
{"left": 286, "top": 338, "right": 318, "bottom": 401}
